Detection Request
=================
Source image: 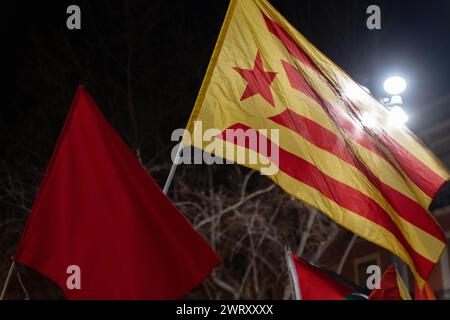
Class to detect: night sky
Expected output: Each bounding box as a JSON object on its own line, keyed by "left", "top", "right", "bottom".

{"left": 2, "top": 1, "right": 450, "bottom": 132}
{"left": 1, "top": 0, "right": 449, "bottom": 190}
{"left": 272, "top": 0, "right": 450, "bottom": 132}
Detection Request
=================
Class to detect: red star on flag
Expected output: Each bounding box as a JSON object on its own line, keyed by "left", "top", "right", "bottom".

{"left": 233, "top": 51, "right": 277, "bottom": 107}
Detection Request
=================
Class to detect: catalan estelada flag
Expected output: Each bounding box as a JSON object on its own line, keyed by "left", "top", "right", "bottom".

{"left": 184, "top": 0, "right": 449, "bottom": 286}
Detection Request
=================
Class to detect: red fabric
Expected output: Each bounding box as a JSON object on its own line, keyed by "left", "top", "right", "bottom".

{"left": 368, "top": 265, "right": 403, "bottom": 300}
{"left": 291, "top": 253, "right": 352, "bottom": 300}
{"left": 414, "top": 282, "right": 437, "bottom": 300}
{"left": 15, "top": 86, "right": 219, "bottom": 299}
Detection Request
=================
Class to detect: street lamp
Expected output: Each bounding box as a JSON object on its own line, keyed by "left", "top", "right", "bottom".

{"left": 383, "top": 76, "right": 408, "bottom": 125}
{"left": 383, "top": 76, "right": 407, "bottom": 95}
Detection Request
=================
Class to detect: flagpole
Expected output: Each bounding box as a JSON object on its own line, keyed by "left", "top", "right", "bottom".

{"left": 337, "top": 234, "right": 357, "bottom": 274}
{"left": 286, "top": 249, "right": 302, "bottom": 300}
{"left": 161, "top": 0, "right": 238, "bottom": 196}
{"left": 162, "top": 143, "right": 183, "bottom": 194}
{"left": 0, "top": 260, "right": 16, "bottom": 300}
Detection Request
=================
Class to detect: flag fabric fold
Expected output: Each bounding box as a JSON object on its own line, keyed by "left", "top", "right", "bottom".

{"left": 414, "top": 281, "right": 437, "bottom": 300}
{"left": 15, "top": 86, "right": 220, "bottom": 299}
{"left": 184, "top": 0, "right": 449, "bottom": 286}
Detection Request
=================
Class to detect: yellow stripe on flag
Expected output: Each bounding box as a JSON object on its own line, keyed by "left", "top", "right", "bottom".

{"left": 396, "top": 270, "right": 412, "bottom": 300}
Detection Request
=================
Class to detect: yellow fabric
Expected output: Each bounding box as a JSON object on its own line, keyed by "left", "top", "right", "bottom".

{"left": 396, "top": 271, "right": 412, "bottom": 300}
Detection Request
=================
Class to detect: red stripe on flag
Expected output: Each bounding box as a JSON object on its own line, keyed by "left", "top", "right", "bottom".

{"left": 219, "top": 123, "right": 435, "bottom": 280}
{"left": 269, "top": 109, "right": 445, "bottom": 243}
{"left": 280, "top": 58, "right": 445, "bottom": 199}
{"left": 281, "top": 60, "right": 385, "bottom": 157}
{"left": 377, "top": 132, "right": 446, "bottom": 198}
{"left": 262, "top": 11, "right": 321, "bottom": 74}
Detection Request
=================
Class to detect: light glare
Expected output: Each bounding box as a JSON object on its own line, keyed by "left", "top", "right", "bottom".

{"left": 389, "top": 106, "right": 409, "bottom": 126}
{"left": 360, "top": 113, "right": 377, "bottom": 129}
{"left": 384, "top": 76, "right": 407, "bottom": 95}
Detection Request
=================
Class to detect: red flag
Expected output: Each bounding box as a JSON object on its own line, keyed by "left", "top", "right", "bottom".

{"left": 369, "top": 265, "right": 412, "bottom": 300}
{"left": 289, "top": 253, "right": 352, "bottom": 300}
{"left": 15, "top": 86, "right": 220, "bottom": 299}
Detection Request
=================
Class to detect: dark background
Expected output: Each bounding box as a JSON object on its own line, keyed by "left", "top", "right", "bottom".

{"left": 2, "top": 0, "right": 450, "bottom": 153}
{"left": 0, "top": 0, "right": 449, "bottom": 299}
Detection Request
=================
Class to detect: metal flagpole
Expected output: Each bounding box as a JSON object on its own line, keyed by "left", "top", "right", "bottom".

{"left": 286, "top": 249, "right": 302, "bottom": 300}
{"left": 162, "top": 143, "right": 183, "bottom": 195}
{"left": 0, "top": 260, "right": 16, "bottom": 300}
{"left": 337, "top": 234, "right": 357, "bottom": 274}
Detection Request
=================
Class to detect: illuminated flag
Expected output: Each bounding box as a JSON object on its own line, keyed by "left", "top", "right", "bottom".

{"left": 183, "top": 0, "right": 449, "bottom": 286}
{"left": 15, "top": 86, "right": 219, "bottom": 299}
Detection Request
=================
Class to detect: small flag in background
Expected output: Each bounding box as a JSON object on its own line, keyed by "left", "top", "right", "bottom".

{"left": 184, "top": 0, "right": 449, "bottom": 287}
{"left": 368, "top": 265, "right": 412, "bottom": 300}
{"left": 15, "top": 86, "right": 220, "bottom": 299}
{"left": 288, "top": 252, "right": 364, "bottom": 300}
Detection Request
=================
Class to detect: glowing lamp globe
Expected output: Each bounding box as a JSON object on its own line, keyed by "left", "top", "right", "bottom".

{"left": 383, "top": 76, "right": 407, "bottom": 95}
